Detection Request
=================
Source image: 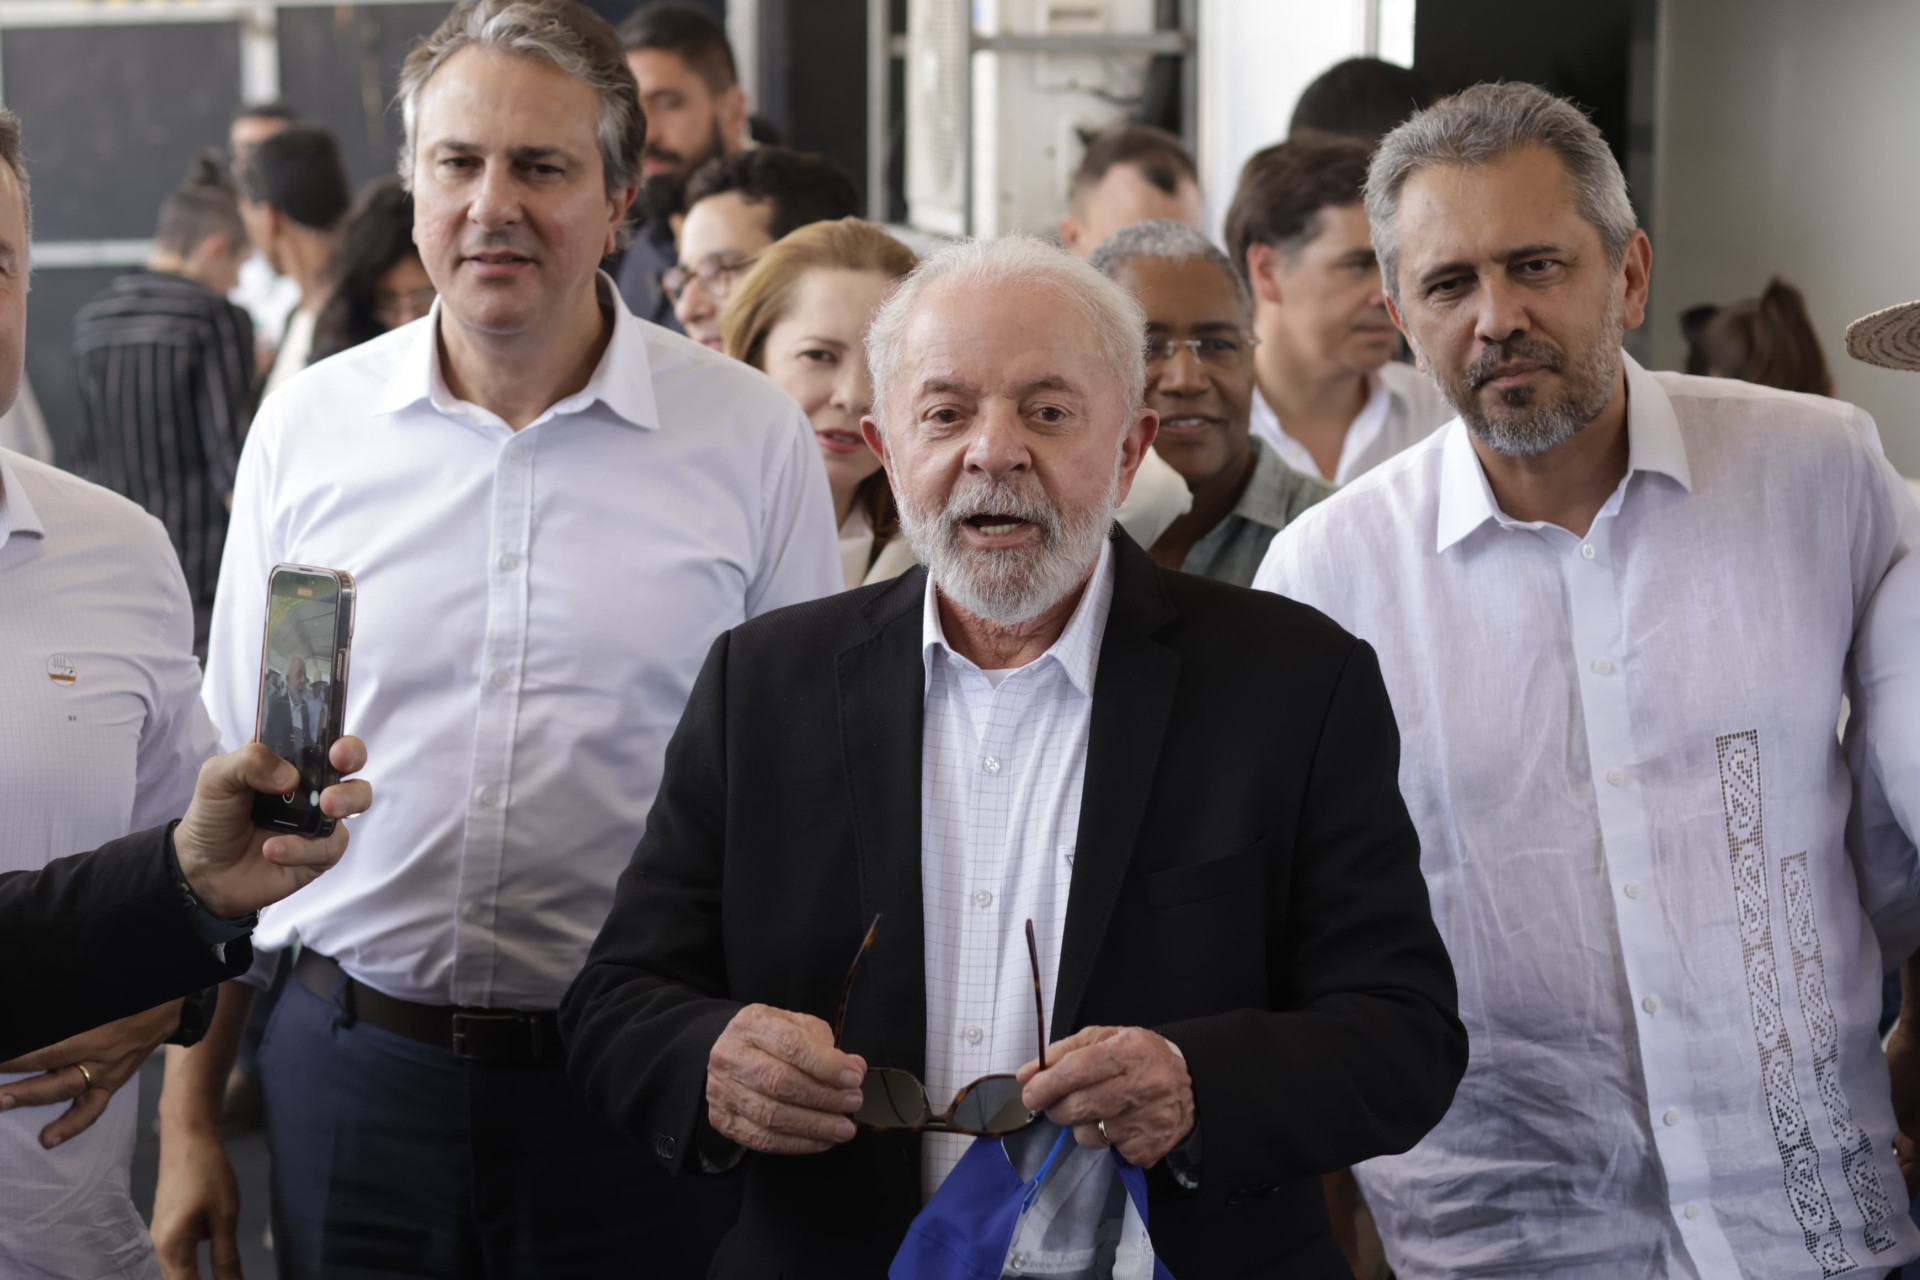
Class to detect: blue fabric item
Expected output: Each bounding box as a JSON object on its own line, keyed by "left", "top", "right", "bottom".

{"left": 890, "top": 1125, "right": 1175, "bottom": 1279}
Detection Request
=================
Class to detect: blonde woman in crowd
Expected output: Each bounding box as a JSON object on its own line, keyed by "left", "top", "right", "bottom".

{"left": 723, "top": 217, "right": 918, "bottom": 587}
{"left": 724, "top": 216, "right": 1193, "bottom": 590}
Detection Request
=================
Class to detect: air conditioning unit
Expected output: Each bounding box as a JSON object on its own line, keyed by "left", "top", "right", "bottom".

{"left": 906, "top": 0, "right": 1161, "bottom": 239}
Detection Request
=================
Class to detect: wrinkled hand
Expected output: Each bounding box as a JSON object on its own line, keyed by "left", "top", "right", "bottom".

{"left": 1017, "top": 1025, "right": 1194, "bottom": 1168}
{"left": 1887, "top": 1016, "right": 1920, "bottom": 1196}
{"left": 0, "top": 1001, "right": 183, "bottom": 1147}
{"left": 175, "top": 738, "right": 371, "bottom": 919}
{"left": 706, "top": 1005, "right": 867, "bottom": 1155}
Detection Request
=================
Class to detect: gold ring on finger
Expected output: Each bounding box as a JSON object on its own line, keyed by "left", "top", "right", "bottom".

{"left": 73, "top": 1063, "right": 93, "bottom": 1091}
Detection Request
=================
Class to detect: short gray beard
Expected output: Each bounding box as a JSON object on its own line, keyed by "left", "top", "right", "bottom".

{"left": 898, "top": 458, "right": 1120, "bottom": 627}
{"left": 1423, "top": 293, "right": 1623, "bottom": 458}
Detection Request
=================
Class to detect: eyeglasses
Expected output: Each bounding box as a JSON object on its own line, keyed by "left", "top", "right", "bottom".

{"left": 1143, "top": 331, "right": 1259, "bottom": 369}
{"left": 374, "top": 285, "right": 437, "bottom": 330}
{"left": 834, "top": 914, "right": 1046, "bottom": 1136}
{"left": 661, "top": 252, "right": 758, "bottom": 305}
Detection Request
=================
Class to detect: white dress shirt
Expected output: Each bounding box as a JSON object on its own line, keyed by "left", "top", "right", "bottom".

{"left": 205, "top": 278, "right": 842, "bottom": 1009}
{"left": 1256, "top": 357, "right": 1920, "bottom": 1279}
{"left": 0, "top": 449, "right": 218, "bottom": 1280}
{"left": 918, "top": 540, "right": 1113, "bottom": 1197}
{"left": 1250, "top": 359, "right": 1452, "bottom": 485}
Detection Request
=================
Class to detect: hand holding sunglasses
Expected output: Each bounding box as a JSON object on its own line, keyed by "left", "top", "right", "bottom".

{"left": 705, "top": 1005, "right": 869, "bottom": 1157}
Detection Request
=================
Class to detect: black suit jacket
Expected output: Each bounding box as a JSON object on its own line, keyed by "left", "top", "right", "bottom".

{"left": 0, "top": 824, "right": 250, "bottom": 1061}
{"left": 262, "top": 692, "right": 297, "bottom": 766}
{"left": 561, "top": 531, "right": 1465, "bottom": 1277}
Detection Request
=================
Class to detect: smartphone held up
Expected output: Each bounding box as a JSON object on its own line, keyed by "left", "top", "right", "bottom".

{"left": 251, "top": 564, "right": 356, "bottom": 837}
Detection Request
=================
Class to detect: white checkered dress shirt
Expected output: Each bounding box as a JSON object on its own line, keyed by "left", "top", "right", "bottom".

{"left": 917, "top": 539, "right": 1114, "bottom": 1197}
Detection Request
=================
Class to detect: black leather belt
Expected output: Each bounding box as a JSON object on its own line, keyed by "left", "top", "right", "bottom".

{"left": 294, "top": 949, "right": 565, "bottom": 1066}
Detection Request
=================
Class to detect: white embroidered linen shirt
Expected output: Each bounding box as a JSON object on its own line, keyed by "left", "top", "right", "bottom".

{"left": 918, "top": 540, "right": 1114, "bottom": 1197}
{"left": 1255, "top": 356, "right": 1920, "bottom": 1278}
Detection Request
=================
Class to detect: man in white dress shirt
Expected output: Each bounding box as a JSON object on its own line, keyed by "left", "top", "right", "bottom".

{"left": 0, "top": 107, "right": 228, "bottom": 1280}
{"left": 1257, "top": 82, "right": 1920, "bottom": 1278}
{"left": 1224, "top": 132, "right": 1451, "bottom": 485}
{"left": 152, "top": 2, "right": 840, "bottom": 1276}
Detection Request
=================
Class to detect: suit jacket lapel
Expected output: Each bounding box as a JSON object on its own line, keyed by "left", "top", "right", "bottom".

{"left": 1054, "top": 533, "right": 1180, "bottom": 1039}
{"left": 836, "top": 568, "right": 931, "bottom": 1079}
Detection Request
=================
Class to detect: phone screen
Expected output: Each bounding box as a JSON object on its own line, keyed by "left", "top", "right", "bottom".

{"left": 253, "top": 566, "right": 347, "bottom": 831}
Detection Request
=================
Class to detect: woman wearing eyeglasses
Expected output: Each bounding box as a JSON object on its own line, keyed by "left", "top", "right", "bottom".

{"left": 722, "top": 217, "right": 1196, "bottom": 590}
{"left": 1090, "top": 220, "right": 1335, "bottom": 588}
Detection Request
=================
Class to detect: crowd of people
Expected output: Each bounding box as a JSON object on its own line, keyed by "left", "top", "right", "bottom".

{"left": 2, "top": 1, "right": 1919, "bottom": 1278}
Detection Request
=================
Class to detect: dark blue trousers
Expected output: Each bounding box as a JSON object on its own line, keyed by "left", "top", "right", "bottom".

{"left": 259, "top": 976, "right": 739, "bottom": 1279}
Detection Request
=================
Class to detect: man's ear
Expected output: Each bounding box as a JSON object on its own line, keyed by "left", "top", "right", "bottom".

{"left": 717, "top": 84, "right": 750, "bottom": 153}
{"left": 605, "top": 184, "right": 639, "bottom": 256}
{"left": 860, "top": 414, "right": 894, "bottom": 484}
{"left": 1111, "top": 405, "right": 1159, "bottom": 508}
{"left": 1618, "top": 228, "right": 1653, "bottom": 333}
{"left": 1058, "top": 213, "right": 1085, "bottom": 258}
{"left": 1245, "top": 242, "right": 1283, "bottom": 307}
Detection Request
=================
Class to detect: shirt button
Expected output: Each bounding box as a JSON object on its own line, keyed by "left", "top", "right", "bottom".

{"left": 983, "top": 755, "right": 1001, "bottom": 774}
{"left": 1581, "top": 543, "right": 1597, "bottom": 560}
{"left": 461, "top": 900, "right": 484, "bottom": 923}
{"left": 1642, "top": 995, "right": 1662, "bottom": 1014}
{"left": 479, "top": 786, "right": 500, "bottom": 807}
{"left": 1606, "top": 768, "right": 1626, "bottom": 787}
{"left": 491, "top": 669, "right": 512, "bottom": 689}
{"left": 1624, "top": 882, "right": 1643, "bottom": 899}
{"left": 972, "top": 889, "right": 993, "bottom": 908}
{"left": 1592, "top": 658, "right": 1615, "bottom": 675}
{"left": 1683, "top": 1203, "right": 1700, "bottom": 1221}
{"left": 1663, "top": 1108, "right": 1681, "bottom": 1127}
{"left": 498, "top": 553, "right": 519, "bottom": 571}
{"left": 964, "top": 1025, "right": 983, "bottom": 1045}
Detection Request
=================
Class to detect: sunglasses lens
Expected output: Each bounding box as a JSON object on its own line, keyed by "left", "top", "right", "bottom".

{"left": 855, "top": 1068, "right": 928, "bottom": 1130}
{"left": 949, "top": 1075, "right": 1034, "bottom": 1136}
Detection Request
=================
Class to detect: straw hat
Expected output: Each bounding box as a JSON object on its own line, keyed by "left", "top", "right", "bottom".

{"left": 1845, "top": 299, "right": 1920, "bottom": 371}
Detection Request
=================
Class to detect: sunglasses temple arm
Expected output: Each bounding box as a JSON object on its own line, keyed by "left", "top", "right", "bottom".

{"left": 834, "top": 915, "right": 884, "bottom": 1048}
{"left": 1026, "top": 919, "right": 1046, "bottom": 1072}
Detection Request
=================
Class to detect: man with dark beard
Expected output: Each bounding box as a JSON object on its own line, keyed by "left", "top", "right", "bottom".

{"left": 560, "top": 234, "right": 1464, "bottom": 1276}
{"left": 1258, "top": 82, "right": 1920, "bottom": 1279}
{"left": 614, "top": 2, "right": 747, "bottom": 330}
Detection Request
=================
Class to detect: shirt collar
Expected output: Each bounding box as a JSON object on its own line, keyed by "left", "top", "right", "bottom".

{"left": 1433, "top": 351, "right": 1692, "bottom": 553}
{"left": 920, "top": 537, "right": 1115, "bottom": 697}
{"left": 0, "top": 449, "right": 45, "bottom": 549}
{"left": 372, "top": 271, "right": 660, "bottom": 432}
{"left": 1230, "top": 436, "right": 1304, "bottom": 530}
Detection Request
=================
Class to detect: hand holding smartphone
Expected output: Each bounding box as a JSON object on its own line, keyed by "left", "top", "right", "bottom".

{"left": 251, "top": 564, "right": 356, "bottom": 837}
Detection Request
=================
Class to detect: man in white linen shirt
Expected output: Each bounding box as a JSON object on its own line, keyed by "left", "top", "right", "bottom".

{"left": 152, "top": 2, "right": 840, "bottom": 1277}
{"left": 0, "top": 106, "right": 228, "bottom": 1280}
{"left": 1257, "top": 82, "right": 1920, "bottom": 1279}
{"left": 1223, "top": 133, "right": 1452, "bottom": 486}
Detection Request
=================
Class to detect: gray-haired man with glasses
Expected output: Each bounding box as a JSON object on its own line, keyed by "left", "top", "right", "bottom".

{"left": 1090, "top": 220, "right": 1334, "bottom": 587}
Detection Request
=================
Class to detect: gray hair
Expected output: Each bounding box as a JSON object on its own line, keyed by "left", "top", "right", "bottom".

{"left": 0, "top": 109, "right": 30, "bottom": 248}
{"left": 397, "top": 0, "right": 644, "bottom": 243}
{"left": 1366, "top": 81, "right": 1636, "bottom": 303}
{"left": 1086, "top": 219, "right": 1252, "bottom": 321}
{"left": 866, "top": 234, "right": 1146, "bottom": 432}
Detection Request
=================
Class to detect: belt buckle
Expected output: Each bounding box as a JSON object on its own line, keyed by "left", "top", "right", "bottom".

{"left": 450, "top": 1011, "right": 542, "bottom": 1063}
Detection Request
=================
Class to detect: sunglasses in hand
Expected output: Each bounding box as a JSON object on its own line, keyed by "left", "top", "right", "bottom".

{"left": 833, "top": 915, "right": 1047, "bottom": 1137}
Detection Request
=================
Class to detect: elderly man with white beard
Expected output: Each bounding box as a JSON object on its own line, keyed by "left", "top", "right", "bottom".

{"left": 560, "top": 234, "right": 1465, "bottom": 1277}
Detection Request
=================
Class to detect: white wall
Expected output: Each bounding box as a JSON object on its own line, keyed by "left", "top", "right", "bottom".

{"left": 1195, "top": 0, "right": 1414, "bottom": 242}
{"left": 1651, "top": 0, "right": 1920, "bottom": 475}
